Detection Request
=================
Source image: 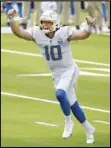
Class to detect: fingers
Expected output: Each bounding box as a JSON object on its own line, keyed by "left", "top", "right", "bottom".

{"left": 86, "top": 16, "right": 95, "bottom": 23}
{"left": 86, "top": 16, "right": 96, "bottom": 26}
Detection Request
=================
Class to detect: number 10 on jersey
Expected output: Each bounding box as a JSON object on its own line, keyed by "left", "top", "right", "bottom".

{"left": 44, "top": 45, "right": 62, "bottom": 61}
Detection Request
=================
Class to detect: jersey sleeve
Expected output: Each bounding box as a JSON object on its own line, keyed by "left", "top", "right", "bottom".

{"left": 67, "top": 26, "right": 76, "bottom": 37}
{"left": 26, "top": 27, "right": 33, "bottom": 35}
{"left": 25, "top": 26, "right": 38, "bottom": 40}
{"left": 62, "top": 26, "right": 76, "bottom": 41}
{"left": 25, "top": 27, "right": 35, "bottom": 38}
{"left": 60, "top": 26, "right": 75, "bottom": 42}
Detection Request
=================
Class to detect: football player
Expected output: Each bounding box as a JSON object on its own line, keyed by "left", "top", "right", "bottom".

{"left": 8, "top": 9, "right": 95, "bottom": 144}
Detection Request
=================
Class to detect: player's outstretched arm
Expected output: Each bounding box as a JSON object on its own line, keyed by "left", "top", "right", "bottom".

{"left": 68, "top": 16, "right": 96, "bottom": 41}
{"left": 8, "top": 9, "right": 33, "bottom": 41}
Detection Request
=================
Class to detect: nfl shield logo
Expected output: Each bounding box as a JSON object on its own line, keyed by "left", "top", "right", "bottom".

{"left": 57, "top": 38, "right": 63, "bottom": 44}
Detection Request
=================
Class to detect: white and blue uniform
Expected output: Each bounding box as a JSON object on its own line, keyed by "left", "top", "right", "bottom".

{"left": 27, "top": 26, "right": 79, "bottom": 105}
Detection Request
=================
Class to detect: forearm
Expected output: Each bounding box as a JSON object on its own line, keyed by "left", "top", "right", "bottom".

{"left": 8, "top": 9, "right": 33, "bottom": 41}
{"left": 10, "top": 19, "right": 33, "bottom": 41}
{"left": 10, "top": 20, "right": 22, "bottom": 38}
{"left": 68, "top": 15, "right": 95, "bottom": 41}
{"left": 68, "top": 24, "right": 92, "bottom": 41}
{"left": 68, "top": 29, "right": 91, "bottom": 41}
{"left": 78, "top": 30, "right": 91, "bottom": 40}
{"left": 76, "top": 25, "right": 92, "bottom": 40}
{"left": 82, "top": 25, "right": 92, "bottom": 39}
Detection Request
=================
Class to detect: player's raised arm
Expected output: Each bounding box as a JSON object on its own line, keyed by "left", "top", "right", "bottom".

{"left": 7, "top": 9, "right": 34, "bottom": 41}
{"left": 68, "top": 16, "right": 96, "bottom": 41}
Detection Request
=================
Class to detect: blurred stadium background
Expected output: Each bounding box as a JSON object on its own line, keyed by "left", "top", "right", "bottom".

{"left": 1, "top": 1, "right": 110, "bottom": 147}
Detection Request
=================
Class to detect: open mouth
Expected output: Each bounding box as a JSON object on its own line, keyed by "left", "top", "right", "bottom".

{"left": 43, "top": 27, "right": 50, "bottom": 30}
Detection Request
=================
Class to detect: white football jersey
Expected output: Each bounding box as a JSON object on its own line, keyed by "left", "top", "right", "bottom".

{"left": 26, "top": 26, "right": 78, "bottom": 76}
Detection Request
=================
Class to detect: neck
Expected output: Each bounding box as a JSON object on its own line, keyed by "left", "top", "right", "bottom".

{"left": 46, "top": 31, "right": 55, "bottom": 39}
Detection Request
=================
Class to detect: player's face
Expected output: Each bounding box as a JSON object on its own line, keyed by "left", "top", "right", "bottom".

{"left": 41, "top": 21, "right": 53, "bottom": 31}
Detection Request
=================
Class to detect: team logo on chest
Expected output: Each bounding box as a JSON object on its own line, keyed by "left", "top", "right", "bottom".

{"left": 57, "top": 38, "right": 63, "bottom": 45}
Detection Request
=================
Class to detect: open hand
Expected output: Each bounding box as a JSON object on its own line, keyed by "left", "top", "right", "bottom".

{"left": 86, "top": 16, "right": 96, "bottom": 27}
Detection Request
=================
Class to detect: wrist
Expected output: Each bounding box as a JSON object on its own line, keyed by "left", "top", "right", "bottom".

{"left": 9, "top": 17, "right": 15, "bottom": 23}
{"left": 85, "top": 25, "right": 92, "bottom": 33}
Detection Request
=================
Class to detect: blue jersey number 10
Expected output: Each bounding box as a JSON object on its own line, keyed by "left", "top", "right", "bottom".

{"left": 44, "top": 45, "right": 62, "bottom": 61}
